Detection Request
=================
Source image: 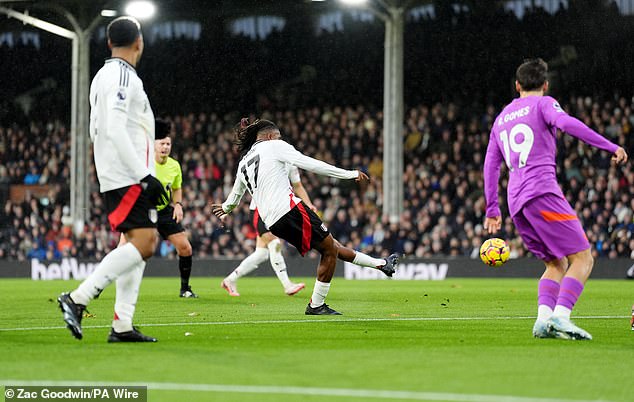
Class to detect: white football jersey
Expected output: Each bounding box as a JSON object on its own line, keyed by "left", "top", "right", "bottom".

{"left": 248, "top": 164, "right": 300, "bottom": 211}
{"left": 223, "top": 140, "right": 358, "bottom": 227}
{"left": 89, "top": 58, "right": 155, "bottom": 192}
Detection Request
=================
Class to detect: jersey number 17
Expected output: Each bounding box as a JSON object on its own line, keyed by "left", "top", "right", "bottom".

{"left": 241, "top": 155, "right": 260, "bottom": 192}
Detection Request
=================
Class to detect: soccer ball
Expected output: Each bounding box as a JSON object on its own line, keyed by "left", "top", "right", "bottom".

{"left": 480, "top": 238, "right": 510, "bottom": 267}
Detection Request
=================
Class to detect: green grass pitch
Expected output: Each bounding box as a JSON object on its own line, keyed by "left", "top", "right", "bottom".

{"left": 0, "top": 277, "right": 632, "bottom": 402}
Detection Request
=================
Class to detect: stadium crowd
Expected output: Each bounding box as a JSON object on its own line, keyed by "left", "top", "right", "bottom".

{"left": 1, "top": 95, "right": 633, "bottom": 261}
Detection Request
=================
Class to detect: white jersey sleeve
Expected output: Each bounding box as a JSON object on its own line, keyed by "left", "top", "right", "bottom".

{"left": 222, "top": 168, "right": 248, "bottom": 214}
{"left": 274, "top": 141, "right": 358, "bottom": 179}
{"left": 226, "top": 140, "right": 357, "bottom": 228}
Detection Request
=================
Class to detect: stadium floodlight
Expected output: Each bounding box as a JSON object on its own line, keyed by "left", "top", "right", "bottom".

{"left": 125, "top": 1, "right": 156, "bottom": 19}
{"left": 101, "top": 9, "right": 118, "bottom": 17}
{"left": 339, "top": 0, "right": 368, "bottom": 4}
{"left": 331, "top": 0, "right": 405, "bottom": 222}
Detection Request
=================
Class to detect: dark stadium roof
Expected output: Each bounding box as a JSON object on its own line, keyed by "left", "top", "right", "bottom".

{"left": 0, "top": 0, "right": 430, "bottom": 28}
{"left": 0, "top": 1, "right": 301, "bottom": 28}
{"left": 0, "top": 0, "right": 357, "bottom": 21}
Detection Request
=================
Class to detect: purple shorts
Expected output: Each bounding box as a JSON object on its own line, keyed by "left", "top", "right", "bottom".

{"left": 512, "top": 193, "right": 590, "bottom": 261}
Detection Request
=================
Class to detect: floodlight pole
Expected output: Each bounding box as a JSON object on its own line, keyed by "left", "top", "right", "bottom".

{"left": 0, "top": 6, "right": 101, "bottom": 236}
{"left": 362, "top": 1, "right": 405, "bottom": 223}
{"left": 383, "top": 6, "right": 404, "bottom": 223}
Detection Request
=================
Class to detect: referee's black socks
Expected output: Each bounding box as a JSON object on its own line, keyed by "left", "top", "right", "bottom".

{"left": 179, "top": 255, "right": 193, "bottom": 290}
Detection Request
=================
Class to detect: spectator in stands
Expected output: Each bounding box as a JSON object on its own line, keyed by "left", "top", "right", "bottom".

{"left": 1, "top": 94, "right": 633, "bottom": 261}
{"left": 23, "top": 162, "right": 40, "bottom": 185}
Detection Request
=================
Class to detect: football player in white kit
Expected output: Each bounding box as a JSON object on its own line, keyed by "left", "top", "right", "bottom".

{"left": 57, "top": 17, "right": 166, "bottom": 342}
{"left": 220, "top": 164, "right": 314, "bottom": 297}
{"left": 212, "top": 119, "right": 399, "bottom": 315}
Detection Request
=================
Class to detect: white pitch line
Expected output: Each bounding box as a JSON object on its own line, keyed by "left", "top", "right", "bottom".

{"left": 0, "top": 380, "right": 615, "bottom": 402}
{"left": 0, "top": 315, "right": 627, "bottom": 333}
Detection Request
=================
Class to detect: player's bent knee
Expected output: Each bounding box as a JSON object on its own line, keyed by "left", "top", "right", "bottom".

{"left": 267, "top": 238, "right": 282, "bottom": 251}
{"left": 315, "top": 235, "right": 335, "bottom": 254}
{"left": 260, "top": 232, "right": 276, "bottom": 245}
{"left": 169, "top": 233, "right": 192, "bottom": 256}
{"left": 545, "top": 257, "right": 567, "bottom": 274}
{"left": 322, "top": 238, "right": 339, "bottom": 260}
{"left": 569, "top": 248, "right": 594, "bottom": 273}
{"left": 132, "top": 230, "right": 157, "bottom": 260}
{"left": 142, "top": 237, "right": 158, "bottom": 259}
{"left": 178, "top": 242, "right": 193, "bottom": 257}
{"left": 583, "top": 250, "right": 594, "bottom": 271}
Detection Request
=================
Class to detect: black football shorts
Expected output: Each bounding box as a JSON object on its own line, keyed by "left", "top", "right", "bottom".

{"left": 269, "top": 201, "right": 330, "bottom": 256}
{"left": 104, "top": 184, "right": 157, "bottom": 233}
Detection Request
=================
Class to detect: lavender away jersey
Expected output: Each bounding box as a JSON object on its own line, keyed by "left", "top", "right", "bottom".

{"left": 222, "top": 140, "right": 358, "bottom": 228}
{"left": 484, "top": 95, "right": 618, "bottom": 218}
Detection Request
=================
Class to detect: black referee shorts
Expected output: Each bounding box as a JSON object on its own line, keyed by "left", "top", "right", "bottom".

{"left": 250, "top": 208, "right": 270, "bottom": 236}
{"left": 104, "top": 184, "right": 157, "bottom": 233}
{"left": 157, "top": 205, "right": 185, "bottom": 239}
{"left": 269, "top": 201, "right": 330, "bottom": 256}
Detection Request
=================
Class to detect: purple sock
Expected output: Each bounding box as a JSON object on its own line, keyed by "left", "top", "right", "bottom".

{"left": 538, "top": 278, "right": 560, "bottom": 309}
{"left": 556, "top": 277, "right": 584, "bottom": 310}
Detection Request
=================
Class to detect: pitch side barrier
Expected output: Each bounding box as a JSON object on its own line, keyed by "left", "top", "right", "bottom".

{"left": 0, "top": 257, "right": 632, "bottom": 280}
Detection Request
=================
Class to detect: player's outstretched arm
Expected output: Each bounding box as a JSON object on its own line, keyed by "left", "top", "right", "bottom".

{"left": 612, "top": 147, "right": 628, "bottom": 165}
{"left": 279, "top": 141, "right": 359, "bottom": 180}
{"left": 556, "top": 114, "right": 620, "bottom": 153}
{"left": 211, "top": 204, "right": 228, "bottom": 220}
{"left": 356, "top": 171, "right": 369, "bottom": 183}
{"left": 220, "top": 173, "right": 247, "bottom": 215}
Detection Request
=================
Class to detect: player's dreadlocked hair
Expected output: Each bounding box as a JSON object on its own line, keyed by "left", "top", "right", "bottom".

{"left": 234, "top": 118, "right": 279, "bottom": 156}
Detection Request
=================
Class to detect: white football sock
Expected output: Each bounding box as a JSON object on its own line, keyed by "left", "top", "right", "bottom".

{"left": 228, "top": 247, "right": 269, "bottom": 281}
{"left": 552, "top": 305, "right": 572, "bottom": 320}
{"left": 268, "top": 239, "right": 291, "bottom": 288}
{"left": 112, "top": 259, "right": 146, "bottom": 333}
{"left": 537, "top": 305, "right": 553, "bottom": 321}
{"left": 310, "top": 280, "right": 331, "bottom": 308}
{"left": 352, "top": 251, "right": 386, "bottom": 268}
{"left": 71, "top": 243, "right": 143, "bottom": 306}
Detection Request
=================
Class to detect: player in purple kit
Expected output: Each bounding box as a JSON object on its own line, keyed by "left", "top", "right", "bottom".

{"left": 483, "top": 59, "right": 628, "bottom": 340}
